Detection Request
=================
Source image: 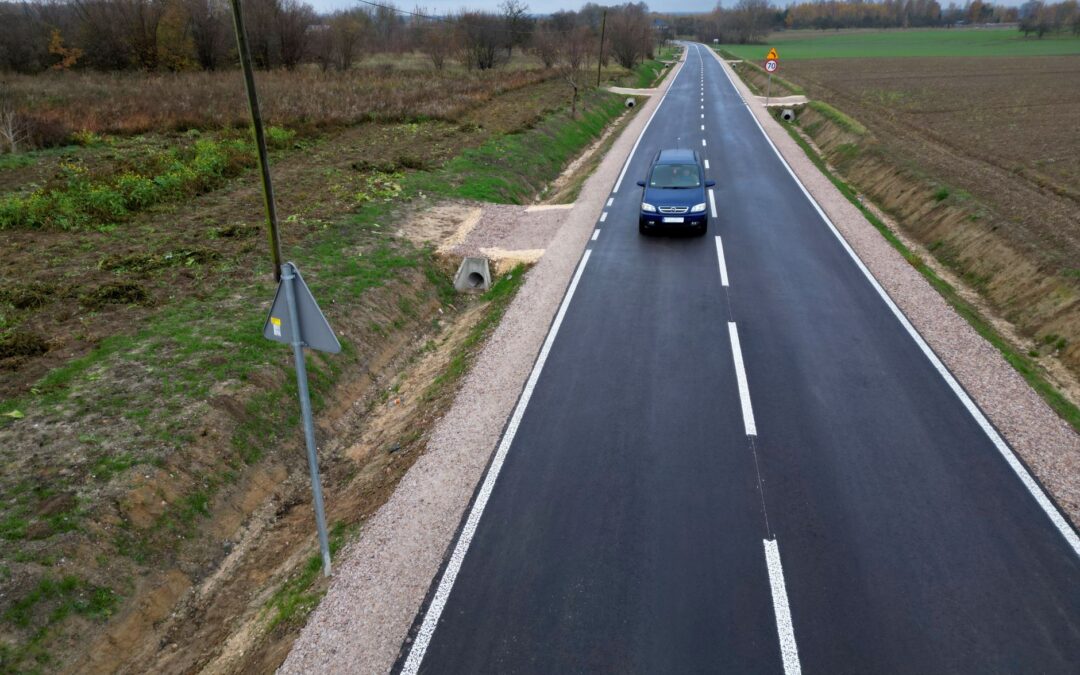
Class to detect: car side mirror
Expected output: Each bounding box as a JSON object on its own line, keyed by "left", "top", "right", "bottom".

{"left": 705, "top": 180, "right": 716, "bottom": 188}
{"left": 636, "top": 180, "right": 646, "bottom": 188}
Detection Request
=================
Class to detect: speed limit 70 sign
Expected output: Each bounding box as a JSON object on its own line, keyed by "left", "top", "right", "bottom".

{"left": 765, "top": 59, "right": 778, "bottom": 73}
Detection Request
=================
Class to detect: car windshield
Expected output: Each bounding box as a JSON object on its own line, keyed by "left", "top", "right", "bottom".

{"left": 649, "top": 164, "right": 700, "bottom": 189}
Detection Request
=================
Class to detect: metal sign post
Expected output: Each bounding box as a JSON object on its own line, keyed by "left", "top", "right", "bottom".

{"left": 230, "top": 0, "right": 339, "bottom": 577}
{"left": 263, "top": 263, "right": 341, "bottom": 577}
{"left": 764, "top": 48, "right": 779, "bottom": 108}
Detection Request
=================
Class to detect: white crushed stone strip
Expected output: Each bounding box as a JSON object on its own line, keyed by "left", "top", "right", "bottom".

{"left": 524, "top": 203, "right": 575, "bottom": 212}
{"left": 707, "top": 44, "right": 1080, "bottom": 544}
{"left": 279, "top": 47, "right": 690, "bottom": 675}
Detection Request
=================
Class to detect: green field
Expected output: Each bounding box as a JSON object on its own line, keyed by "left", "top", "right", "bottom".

{"left": 718, "top": 27, "right": 1080, "bottom": 60}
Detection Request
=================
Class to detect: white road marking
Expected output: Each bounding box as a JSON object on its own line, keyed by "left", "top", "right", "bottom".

{"left": 400, "top": 251, "right": 594, "bottom": 674}
{"left": 707, "top": 44, "right": 1080, "bottom": 557}
{"left": 714, "top": 236, "right": 729, "bottom": 287}
{"left": 764, "top": 539, "right": 802, "bottom": 675}
{"left": 708, "top": 188, "right": 717, "bottom": 218}
{"left": 704, "top": 159, "right": 710, "bottom": 169}
{"left": 701, "top": 139, "right": 707, "bottom": 147}
{"left": 591, "top": 229, "right": 600, "bottom": 241}
{"left": 728, "top": 322, "right": 757, "bottom": 436}
{"left": 701, "top": 124, "right": 705, "bottom": 131}
{"left": 606, "top": 197, "right": 614, "bottom": 207}
{"left": 613, "top": 51, "right": 687, "bottom": 193}
{"left": 599, "top": 211, "right": 608, "bottom": 223}
{"left": 701, "top": 113, "right": 705, "bottom": 119}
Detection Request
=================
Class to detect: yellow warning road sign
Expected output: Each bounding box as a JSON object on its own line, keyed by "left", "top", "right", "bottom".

{"left": 766, "top": 47, "right": 779, "bottom": 60}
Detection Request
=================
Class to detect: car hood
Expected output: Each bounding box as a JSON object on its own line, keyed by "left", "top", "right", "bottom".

{"left": 642, "top": 186, "right": 706, "bottom": 208}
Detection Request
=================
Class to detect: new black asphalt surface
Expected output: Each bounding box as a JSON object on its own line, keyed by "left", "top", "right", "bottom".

{"left": 401, "top": 44, "right": 1080, "bottom": 673}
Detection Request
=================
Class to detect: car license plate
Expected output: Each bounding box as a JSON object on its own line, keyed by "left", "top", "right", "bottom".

{"left": 662, "top": 217, "right": 684, "bottom": 223}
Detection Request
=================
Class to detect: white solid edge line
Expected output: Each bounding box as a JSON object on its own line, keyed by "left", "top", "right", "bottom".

{"left": 708, "top": 188, "right": 718, "bottom": 219}
{"left": 707, "top": 45, "right": 1080, "bottom": 557}
{"left": 599, "top": 211, "right": 608, "bottom": 223}
{"left": 613, "top": 53, "right": 687, "bottom": 193}
{"left": 591, "top": 229, "right": 600, "bottom": 241}
{"left": 401, "top": 251, "right": 595, "bottom": 674}
{"left": 704, "top": 159, "right": 710, "bottom": 169}
{"left": 764, "top": 539, "right": 802, "bottom": 675}
{"left": 715, "top": 236, "right": 729, "bottom": 287}
{"left": 728, "top": 322, "right": 757, "bottom": 437}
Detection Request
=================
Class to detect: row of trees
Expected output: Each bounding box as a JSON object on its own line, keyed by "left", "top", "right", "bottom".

{"left": 657, "top": 0, "right": 1080, "bottom": 45}
{"left": 0, "top": 0, "right": 663, "bottom": 74}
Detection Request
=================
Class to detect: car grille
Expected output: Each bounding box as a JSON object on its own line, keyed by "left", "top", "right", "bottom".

{"left": 658, "top": 206, "right": 689, "bottom": 214}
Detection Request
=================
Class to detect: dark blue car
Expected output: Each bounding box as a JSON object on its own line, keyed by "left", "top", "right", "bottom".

{"left": 636, "top": 149, "right": 714, "bottom": 236}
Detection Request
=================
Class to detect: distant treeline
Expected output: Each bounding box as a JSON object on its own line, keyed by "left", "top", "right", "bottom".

{"left": 658, "top": 0, "right": 1080, "bottom": 44}
{"left": 0, "top": 0, "right": 663, "bottom": 74}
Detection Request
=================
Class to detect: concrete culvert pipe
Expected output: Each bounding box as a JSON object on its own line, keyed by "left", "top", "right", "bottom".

{"left": 625, "top": 98, "right": 636, "bottom": 108}
{"left": 453, "top": 257, "right": 491, "bottom": 292}
{"left": 781, "top": 108, "right": 796, "bottom": 122}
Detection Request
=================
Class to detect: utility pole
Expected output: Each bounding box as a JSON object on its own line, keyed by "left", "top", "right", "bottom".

{"left": 596, "top": 10, "right": 607, "bottom": 88}
{"left": 228, "top": 0, "right": 282, "bottom": 283}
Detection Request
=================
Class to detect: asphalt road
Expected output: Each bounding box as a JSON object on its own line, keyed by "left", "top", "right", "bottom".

{"left": 396, "top": 44, "right": 1080, "bottom": 674}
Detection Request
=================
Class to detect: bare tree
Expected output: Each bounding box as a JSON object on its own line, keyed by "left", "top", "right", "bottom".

{"left": 562, "top": 24, "right": 590, "bottom": 71}
{"left": 186, "top": 0, "right": 231, "bottom": 71}
{"left": 416, "top": 17, "right": 455, "bottom": 70}
{"left": 0, "top": 89, "right": 31, "bottom": 154}
{"left": 330, "top": 9, "right": 370, "bottom": 71}
{"left": 607, "top": 3, "right": 650, "bottom": 69}
{"left": 556, "top": 22, "right": 591, "bottom": 118}
{"left": 458, "top": 11, "right": 505, "bottom": 70}
{"left": 499, "top": 0, "right": 530, "bottom": 56}
{"left": 276, "top": 0, "right": 314, "bottom": 69}
{"left": 530, "top": 21, "right": 559, "bottom": 68}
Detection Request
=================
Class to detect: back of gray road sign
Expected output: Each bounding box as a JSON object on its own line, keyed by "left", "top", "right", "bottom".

{"left": 263, "top": 264, "right": 341, "bottom": 354}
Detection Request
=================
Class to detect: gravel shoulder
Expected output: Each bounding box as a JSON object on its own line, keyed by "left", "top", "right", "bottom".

{"left": 707, "top": 47, "right": 1080, "bottom": 527}
{"left": 279, "top": 54, "right": 687, "bottom": 674}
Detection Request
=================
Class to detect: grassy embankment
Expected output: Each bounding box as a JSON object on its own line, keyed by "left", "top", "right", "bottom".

{"left": 621, "top": 43, "right": 681, "bottom": 89}
{"left": 0, "top": 66, "right": 628, "bottom": 672}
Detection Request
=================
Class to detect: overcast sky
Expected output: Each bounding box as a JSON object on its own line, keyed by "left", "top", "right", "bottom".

{"left": 310, "top": 1, "right": 720, "bottom": 15}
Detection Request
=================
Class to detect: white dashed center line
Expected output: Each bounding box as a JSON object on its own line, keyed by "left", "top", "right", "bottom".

{"left": 728, "top": 322, "right": 756, "bottom": 437}
{"left": 764, "top": 539, "right": 802, "bottom": 675}
{"left": 702, "top": 139, "right": 707, "bottom": 147}
{"left": 591, "top": 229, "right": 600, "bottom": 241}
{"left": 708, "top": 188, "right": 717, "bottom": 218}
{"left": 599, "top": 211, "right": 608, "bottom": 223}
{"left": 606, "top": 197, "right": 613, "bottom": 207}
{"left": 704, "top": 159, "right": 710, "bottom": 169}
{"left": 714, "top": 236, "right": 729, "bottom": 287}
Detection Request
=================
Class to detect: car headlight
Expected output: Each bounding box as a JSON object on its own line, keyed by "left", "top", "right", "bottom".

{"left": 641, "top": 202, "right": 657, "bottom": 213}
{"left": 691, "top": 202, "right": 707, "bottom": 213}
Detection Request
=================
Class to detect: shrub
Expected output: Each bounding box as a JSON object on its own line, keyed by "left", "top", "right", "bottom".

{"left": 0, "top": 137, "right": 253, "bottom": 231}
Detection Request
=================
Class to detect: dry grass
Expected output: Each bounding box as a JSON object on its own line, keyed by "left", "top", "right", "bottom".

{"left": 3, "top": 64, "right": 556, "bottom": 139}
